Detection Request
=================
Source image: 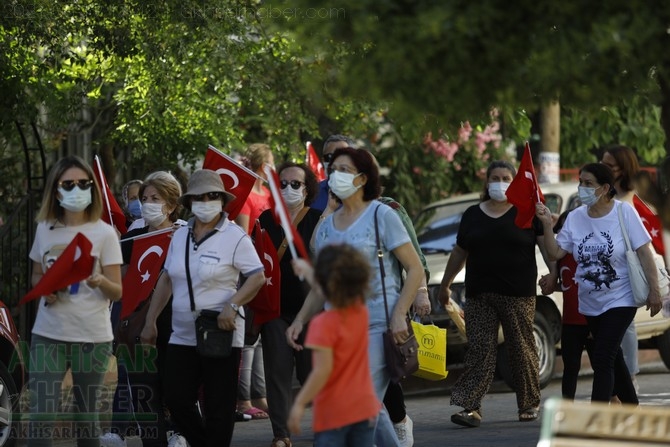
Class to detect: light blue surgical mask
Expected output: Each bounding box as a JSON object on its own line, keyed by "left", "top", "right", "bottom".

{"left": 578, "top": 185, "right": 602, "bottom": 207}
{"left": 127, "top": 199, "right": 142, "bottom": 219}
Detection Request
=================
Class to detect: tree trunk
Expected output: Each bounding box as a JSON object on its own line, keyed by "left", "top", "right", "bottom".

{"left": 538, "top": 100, "right": 561, "bottom": 184}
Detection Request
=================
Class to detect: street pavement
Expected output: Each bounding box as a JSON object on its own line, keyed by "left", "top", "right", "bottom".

{"left": 16, "top": 359, "right": 670, "bottom": 447}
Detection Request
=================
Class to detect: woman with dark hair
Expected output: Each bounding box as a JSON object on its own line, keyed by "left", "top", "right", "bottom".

{"left": 537, "top": 163, "right": 661, "bottom": 405}
{"left": 28, "top": 155, "right": 123, "bottom": 447}
{"left": 257, "top": 162, "right": 321, "bottom": 447}
{"left": 286, "top": 147, "right": 423, "bottom": 447}
{"left": 141, "top": 169, "right": 265, "bottom": 447}
{"left": 438, "top": 159, "right": 552, "bottom": 427}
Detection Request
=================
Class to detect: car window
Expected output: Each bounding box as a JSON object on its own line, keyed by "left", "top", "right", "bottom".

{"left": 415, "top": 199, "right": 478, "bottom": 254}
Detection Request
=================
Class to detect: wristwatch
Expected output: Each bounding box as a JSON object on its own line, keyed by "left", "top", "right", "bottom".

{"left": 229, "top": 302, "right": 240, "bottom": 313}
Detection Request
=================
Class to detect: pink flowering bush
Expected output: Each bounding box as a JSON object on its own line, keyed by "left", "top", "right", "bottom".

{"left": 374, "top": 110, "right": 513, "bottom": 216}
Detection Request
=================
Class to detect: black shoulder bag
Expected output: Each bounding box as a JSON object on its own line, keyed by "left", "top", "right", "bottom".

{"left": 375, "top": 205, "right": 419, "bottom": 383}
{"left": 186, "top": 229, "right": 234, "bottom": 358}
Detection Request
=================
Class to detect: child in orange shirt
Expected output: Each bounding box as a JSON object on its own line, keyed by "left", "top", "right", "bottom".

{"left": 288, "top": 244, "right": 381, "bottom": 447}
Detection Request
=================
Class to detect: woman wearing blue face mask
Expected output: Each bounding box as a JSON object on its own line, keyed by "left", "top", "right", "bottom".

{"left": 286, "top": 147, "right": 424, "bottom": 447}
{"left": 27, "top": 155, "right": 123, "bottom": 447}
{"left": 537, "top": 162, "right": 661, "bottom": 406}
{"left": 438, "top": 159, "right": 553, "bottom": 427}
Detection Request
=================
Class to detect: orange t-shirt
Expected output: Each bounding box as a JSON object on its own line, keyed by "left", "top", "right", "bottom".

{"left": 306, "top": 303, "right": 381, "bottom": 432}
{"left": 239, "top": 187, "right": 271, "bottom": 234}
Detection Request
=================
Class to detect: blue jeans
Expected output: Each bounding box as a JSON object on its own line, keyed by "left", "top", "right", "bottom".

{"left": 369, "top": 322, "right": 400, "bottom": 447}
{"left": 314, "top": 418, "right": 376, "bottom": 447}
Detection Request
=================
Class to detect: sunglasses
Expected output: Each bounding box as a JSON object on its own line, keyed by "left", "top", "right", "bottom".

{"left": 192, "top": 192, "right": 224, "bottom": 201}
{"left": 58, "top": 179, "right": 94, "bottom": 191}
{"left": 323, "top": 153, "right": 335, "bottom": 163}
{"left": 280, "top": 180, "right": 304, "bottom": 190}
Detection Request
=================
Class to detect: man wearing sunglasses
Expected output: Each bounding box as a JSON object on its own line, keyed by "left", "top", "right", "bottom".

{"left": 311, "top": 135, "right": 355, "bottom": 212}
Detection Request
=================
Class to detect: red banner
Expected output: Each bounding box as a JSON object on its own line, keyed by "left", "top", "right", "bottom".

{"left": 633, "top": 195, "right": 665, "bottom": 256}
{"left": 120, "top": 229, "right": 172, "bottom": 318}
{"left": 21, "top": 233, "right": 95, "bottom": 304}
{"left": 203, "top": 145, "right": 259, "bottom": 220}
{"left": 247, "top": 220, "right": 281, "bottom": 325}
{"left": 506, "top": 142, "right": 545, "bottom": 229}
{"left": 306, "top": 141, "right": 326, "bottom": 181}
{"left": 93, "top": 155, "right": 127, "bottom": 235}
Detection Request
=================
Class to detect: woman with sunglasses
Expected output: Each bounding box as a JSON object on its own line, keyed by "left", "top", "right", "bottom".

{"left": 257, "top": 162, "right": 321, "bottom": 447}
{"left": 27, "top": 155, "right": 123, "bottom": 447}
{"left": 141, "top": 169, "right": 265, "bottom": 447}
{"left": 287, "top": 147, "right": 423, "bottom": 447}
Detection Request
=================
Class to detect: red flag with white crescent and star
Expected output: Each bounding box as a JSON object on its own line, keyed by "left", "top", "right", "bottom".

{"left": 120, "top": 229, "right": 172, "bottom": 318}
{"left": 21, "top": 233, "right": 95, "bottom": 305}
{"left": 247, "top": 220, "right": 281, "bottom": 325}
{"left": 203, "top": 145, "right": 260, "bottom": 220}
{"left": 506, "top": 142, "right": 545, "bottom": 229}
{"left": 305, "top": 141, "right": 326, "bottom": 181}
{"left": 633, "top": 194, "right": 665, "bottom": 256}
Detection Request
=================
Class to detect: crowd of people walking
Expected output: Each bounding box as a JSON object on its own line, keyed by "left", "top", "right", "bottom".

{"left": 22, "top": 139, "right": 664, "bottom": 447}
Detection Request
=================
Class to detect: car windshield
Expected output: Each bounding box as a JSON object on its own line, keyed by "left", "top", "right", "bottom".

{"left": 415, "top": 198, "right": 478, "bottom": 254}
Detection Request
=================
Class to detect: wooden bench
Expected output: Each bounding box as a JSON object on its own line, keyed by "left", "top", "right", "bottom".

{"left": 538, "top": 397, "right": 670, "bottom": 446}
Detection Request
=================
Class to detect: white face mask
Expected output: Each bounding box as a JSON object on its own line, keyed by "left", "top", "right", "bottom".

{"left": 142, "top": 202, "right": 167, "bottom": 227}
{"left": 488, "top": 182, "right": 510, "bottom": 202}
{"left": 191, "top": 201, "right": 222, "bottom": 223}
{"left": 281, "top": 186, "right": 305, "bottom": 207}
{"left": 328, "top": 171, "right": 362, "bottom": 200}
{"left": 578, "top": 186, "right": 601, "bottom": 207}
{"left": 58, "top": 187, "right": 92, "bottom": 212}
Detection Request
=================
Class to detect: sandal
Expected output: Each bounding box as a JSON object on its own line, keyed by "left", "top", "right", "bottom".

{"left": 271, "top": 437, "right": 292, "bottom": 447}
{"left": 244, "top": 406, "right": 269, "bottom": 420}
{"left": 518, "top": 407, "right": 540, "bottom": 422}
{"left": 451, "top": 409, "right": 482, "bottom": 427}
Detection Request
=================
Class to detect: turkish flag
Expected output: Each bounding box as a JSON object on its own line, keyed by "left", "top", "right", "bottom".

{"left": 120, "top": 229, "right": 172, "bottom": 318}
{"left": 264, "top": 165, "right": 310, "bottom": 261}
{"left": 247, "top": 220, "right": 281, "bottom": 325}
{"left": 305, "top": 141, "right": 326, "bottom": 181}
{"left": 633, "top": 195, "right": 665, "bottom": 256}
{"left": 21, "top": 233, "right": 95, "bottom": 304}
{"left": 93, "top": 155, "right": 127, "bottom": 235}
{"left": 203, "top": 145, "right": 259, "bottom": 220}
{"left": 506, "top": 142, "right": 545, "bottom": 229}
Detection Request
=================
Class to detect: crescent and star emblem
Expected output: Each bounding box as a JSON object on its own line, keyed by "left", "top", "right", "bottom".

{"left": 73, "top": 247, "right": 82, "bottom": 261}
{"left": 216, "top": 168, "right": 239, "bottom": 189}
{"left": 559, "top": 265, "right": 576, "bottom": 291}
{"left": 137, "top": 245, "right": 164, "bottom": 283}
{"left": 264, "top": 252, "right": 274, "bottom": 286}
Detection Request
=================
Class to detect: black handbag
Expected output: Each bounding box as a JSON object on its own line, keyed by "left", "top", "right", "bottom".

{"left": 185, "top": 231, "right": 234, "bottom": 358}
{"left": 374, "top": 205, "right": 419, "bottom": 383}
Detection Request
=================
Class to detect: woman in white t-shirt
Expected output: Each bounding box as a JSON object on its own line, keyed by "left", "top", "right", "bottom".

{"left": 141, "top": 169, "right": 265, "bottom": 447}
{"left": 536, "top": 163, "right": 661, "bottom": 405}
{"left": 28, "top": 155, "right": 123, "bottom": 447}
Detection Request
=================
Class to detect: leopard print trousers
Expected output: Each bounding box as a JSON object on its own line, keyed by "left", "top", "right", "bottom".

{"left": 450, "top": 293, "right": 541, "bottom": 414}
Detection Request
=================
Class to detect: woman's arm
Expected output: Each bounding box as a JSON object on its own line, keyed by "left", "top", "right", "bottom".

{"left": 287, "top": 346, "right": 333, "bottom": 435}
{"left": 535, "top": 204, "right": 568, "bottom": 261}
{"left": 140, "top": 272, "right": 172, "bottom": 346}
{"left": 286, "top": 288, "right": 326, "bottom": 351}
{"left": 437, "top": 245, "right": 468, "bottom": 306}
{"left": 86, "top": 264, "right": 122, "bottom": 301}
{"left": 390, "top": 242, "right": 423, "bottom": 341}
{"left": 636, "top": 242, "right": 663, "bottom": 316}
{"left": 235, "top": 214, "right": 250, "bottom": 234}
{"left": 218, "top": 270, "right": 265, "bottom": 331}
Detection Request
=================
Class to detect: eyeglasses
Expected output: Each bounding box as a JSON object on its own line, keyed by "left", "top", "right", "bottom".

{"left": 323, "top": 153, "right": 334, "bottom": 163}
{"left": 280, "top": 180, "right": 304, "bottom": 190}
{"left": 58, "top": 179, "right": 93, "bottom": 191}
{"left": 192, "top": 192, "right": 224, "bottom": 201}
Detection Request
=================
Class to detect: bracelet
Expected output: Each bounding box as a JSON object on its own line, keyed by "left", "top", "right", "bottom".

{"left": 417, "top": 286, "right": 428, "bottom": 293}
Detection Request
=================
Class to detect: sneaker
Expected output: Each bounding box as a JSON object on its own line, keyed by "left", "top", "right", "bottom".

{"left": 393, "top": 415, "right": 414, "bottom": 447}
{"left": 167, "top": 433, "right": 189, "bottom": 447}
{"left": 100, "top": 433, "right": 126, "bottom": 447}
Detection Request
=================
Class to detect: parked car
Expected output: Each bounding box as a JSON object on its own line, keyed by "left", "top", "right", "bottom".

{"left": 414, "top": 182, "right": 670, "bottom": 389}
{"left": 0, "top": 301, "right": 26, "bottom": 447}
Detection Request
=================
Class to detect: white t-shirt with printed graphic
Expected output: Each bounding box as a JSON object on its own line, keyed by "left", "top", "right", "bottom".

{"left": 29, "top": 220, "right": 123, "bottom": 343}
{"left": 556, "top": 201, "right": 651, "bottom": 316}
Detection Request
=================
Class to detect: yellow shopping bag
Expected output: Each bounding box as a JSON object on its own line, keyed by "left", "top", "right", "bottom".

{"left": 410, "top": 320, "right": 448, "bottom": 381}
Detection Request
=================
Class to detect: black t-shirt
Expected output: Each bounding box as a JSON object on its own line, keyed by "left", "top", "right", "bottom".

{"left": 457, "top": 204, "right": 543, "bottom": 297}
{"left": 258, "top": 207, "right": 322, "bottom": 318}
